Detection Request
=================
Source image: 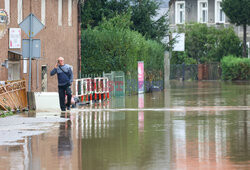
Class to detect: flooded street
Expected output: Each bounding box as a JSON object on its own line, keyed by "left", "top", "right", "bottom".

{"left": 0, "top": 81, "right": 250, "bottom": 170}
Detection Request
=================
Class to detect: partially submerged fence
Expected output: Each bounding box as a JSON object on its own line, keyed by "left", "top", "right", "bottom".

{"left": 170, "top": 63, "right": 221, "bottom": 80}
{"left": 103, "top": 71, "right": 125, "bottom": 97}
{"left": 0, "top": 80, "right": 27, "bottom": 111}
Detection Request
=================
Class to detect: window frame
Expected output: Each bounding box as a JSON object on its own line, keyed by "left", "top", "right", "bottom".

{"left": 215, "top": 0, "right": 225, "bottom": 23}
{"left": 197, "top": 0, "right": 208, "bottom": 23}
{"left": 175, "top": 1, "right": 185, "bottom": 24}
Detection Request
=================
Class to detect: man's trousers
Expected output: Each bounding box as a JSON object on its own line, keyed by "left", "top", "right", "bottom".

{"left": 58, "top": 84, "right": 72, "bottom": 111}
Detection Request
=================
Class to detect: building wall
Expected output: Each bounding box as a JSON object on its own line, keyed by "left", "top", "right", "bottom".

{"left": 0, "top": 0, "right": 79, "bottom": 92}
{"left": 169, "top": 0, "right": 250, "bottom": 47}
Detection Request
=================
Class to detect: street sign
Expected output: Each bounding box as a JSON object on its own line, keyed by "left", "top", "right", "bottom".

{"left": 18, "top": 13, "right": 44, "bottom": 92}
{"left": 19, "top": 13, "right": 44, "bottom": 38}
{"left": 0, "top": 9, "right": 8, "bottom": 39}
{"left": 22, "top": 39, "right": 41, "bottom": 59}
{"left": 9, "top": 28, "right": 21, "bottom": 48}
{"left": 173, "top": 33, "right": 185, "bottom": 52}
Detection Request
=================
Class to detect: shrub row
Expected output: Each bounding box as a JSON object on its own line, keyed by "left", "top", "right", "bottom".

{"left": 81, "top": 14, "right": 165, "bottom": 81}
{"left": 221, "top": 56, "right": 250, "bottom": 80}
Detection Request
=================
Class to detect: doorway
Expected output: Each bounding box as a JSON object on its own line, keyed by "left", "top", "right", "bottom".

{"left": 8, "top": 61, "right": 20, "bottom": 80}
{"left": 41, "top": 65, "right": 47, "bottom": 92}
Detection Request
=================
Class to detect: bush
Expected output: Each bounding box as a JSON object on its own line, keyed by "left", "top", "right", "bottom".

{"left": 172, "top": 23, "right": 243, "bottom": 64}
{"left": 221, "top": 56, "right": 250, "bottom": 80}
{"left": 81, "top": 14, "right": 165, "bottom": 79}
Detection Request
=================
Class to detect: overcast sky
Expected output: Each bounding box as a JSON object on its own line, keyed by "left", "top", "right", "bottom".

{"left": 156, "top": 0, "right": 169, "bottom": 8}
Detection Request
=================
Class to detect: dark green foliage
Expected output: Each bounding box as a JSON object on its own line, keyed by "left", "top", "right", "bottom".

{"left": 81, "top": 0, "right": 129, "bottom": 29}
{"left": 130, "top": 0, "right": 169, "bottom": 41}
{"left": 81, "top": 14, "right": 165, "bottom": 77}
{"left": 171, "top": 23, "right": 242, "bottom": 64}
{"left": 221, "top": 0, "right": 250, "bottom": 57}
{"left": 81, "top": 0, "right": 169, "bottom": 42}
{"left": 221, "top": 56, "right": 250, "bottom": 80}
{"left": 221, "top": 0, "right": 250, "bottom": 26}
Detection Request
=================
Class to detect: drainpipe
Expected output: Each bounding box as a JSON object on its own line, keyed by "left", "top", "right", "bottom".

{"left": 77, "top": 1, "right": 83, "bottom": 79}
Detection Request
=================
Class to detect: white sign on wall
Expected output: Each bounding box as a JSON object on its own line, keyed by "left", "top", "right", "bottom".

{"left": 172, "top": 33, "right": 185, "bottom": 51}
{"left": 9, "top": 28, "right": 21, "bottom": 48}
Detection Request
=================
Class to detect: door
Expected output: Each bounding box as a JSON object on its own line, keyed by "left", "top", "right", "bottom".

{"left": 8, "top": 61, "right": 20, "bottom": 80}
{"left": 41, "top": 65, "right": 47, "bottom": 92}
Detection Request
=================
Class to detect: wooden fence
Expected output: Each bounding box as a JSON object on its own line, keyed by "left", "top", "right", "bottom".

{"left": 0, "top": 80, "right": 27, "bottom": 111}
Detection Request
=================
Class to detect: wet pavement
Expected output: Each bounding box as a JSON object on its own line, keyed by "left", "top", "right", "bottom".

{"left": 0, "top": 81, "right": 250, "bottom": 170}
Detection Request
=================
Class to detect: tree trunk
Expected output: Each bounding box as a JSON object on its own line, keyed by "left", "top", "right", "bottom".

{"left": 243, "top": 24, "right": 247, "bottom": 57}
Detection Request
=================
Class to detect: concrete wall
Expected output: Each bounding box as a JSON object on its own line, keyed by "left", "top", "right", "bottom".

{"left": 0, "top": 0, "right": 79, "bottom": 92}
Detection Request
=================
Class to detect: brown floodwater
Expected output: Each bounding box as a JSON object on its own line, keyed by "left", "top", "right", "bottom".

{"left": 0, "top": 81, "right": 250, "bottom": 170}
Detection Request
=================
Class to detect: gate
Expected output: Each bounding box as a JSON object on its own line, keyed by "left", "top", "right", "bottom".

{"left": 103, "top": 71, "right": 125, "bottom": 97}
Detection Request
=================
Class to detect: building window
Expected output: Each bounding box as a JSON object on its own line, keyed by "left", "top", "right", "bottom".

{"left": 175, "top": 1, "right": 185, "bottom": 24}
{"left": 17, "top": 0, "right": 23, "bottom": 24}
{"left": 58, "top": 0, "right": 62, "bottom": 26}
{"left": 5, "top": 0, "right": 10, "bottom": 24}
{"left": 198, "top": 0, "right": 208, "bottom": 23}
{"left": 215, "top": 0, "right": 225, "bottom": 23}
{"left": 41, "top": 0, "right": 46, "bottom": 25}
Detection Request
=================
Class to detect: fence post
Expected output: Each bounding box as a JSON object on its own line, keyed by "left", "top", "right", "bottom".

{"left": 182, "top": 63, "right": 185, "bottom": 81}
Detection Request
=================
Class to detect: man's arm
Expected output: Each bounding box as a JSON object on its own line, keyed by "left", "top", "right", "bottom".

{"left": 69, "top": 67, "right": 73, "bottom": 84}
{"left": 50, "top": 68, "right": 57, "bottom": 76}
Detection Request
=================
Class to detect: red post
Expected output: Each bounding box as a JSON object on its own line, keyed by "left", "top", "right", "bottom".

{"left": 99, "top": 93, "right": 101, "bottom": 101}
{"left": 94, "top": 79, "right": 97, "bottom": 100}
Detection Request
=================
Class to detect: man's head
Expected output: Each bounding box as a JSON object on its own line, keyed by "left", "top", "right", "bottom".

{"left": 57, "top": 57, "right": 64, "bottom": 66}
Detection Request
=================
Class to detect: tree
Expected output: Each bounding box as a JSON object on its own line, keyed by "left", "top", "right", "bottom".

{"left": 171, "top": 23, "right": 242, "bottom": 64}
{"left": 81, "top": 0, "right": 169, "bottom": 42}
{"left": 81, "top": 0, "right": 129, "bottom": 29}
{"left": 130, "top": 0, "right": 169, "bottom": 41}
{"left": 221, "top": 0, "right": 250, "bottom": 57}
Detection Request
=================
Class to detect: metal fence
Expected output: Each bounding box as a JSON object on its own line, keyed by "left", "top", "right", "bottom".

{"left": 170, "top": 64, "right": 198, "bottom": 80}
{"left": 170, "top": 63, "right": 221, "bottom": 80}
{"left": 103, "top": 71, "right": 125, "bottom": 97}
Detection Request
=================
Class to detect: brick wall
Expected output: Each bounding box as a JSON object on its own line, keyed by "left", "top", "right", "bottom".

{"left": 0, "top": 0, "right": 79, "bottom": 92}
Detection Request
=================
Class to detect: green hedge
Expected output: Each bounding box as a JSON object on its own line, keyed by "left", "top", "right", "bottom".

{"left": 221, "top": 56, "right": 250, "bottom": 80}
{"left": 81, "top": 14, "right": 165, "bottom": 80}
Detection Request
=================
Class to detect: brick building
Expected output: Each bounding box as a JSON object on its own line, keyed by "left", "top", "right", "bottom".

{"left": 0, "top": 0, "right": 82, "bottom": 92}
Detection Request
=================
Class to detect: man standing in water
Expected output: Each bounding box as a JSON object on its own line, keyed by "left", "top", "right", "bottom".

{"left": 50, "top": 57, "right": 73, "bottom": 111}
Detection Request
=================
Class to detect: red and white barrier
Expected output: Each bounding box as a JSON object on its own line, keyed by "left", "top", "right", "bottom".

{"left": 74, "top": 77, "right": 109, "bottom": 104}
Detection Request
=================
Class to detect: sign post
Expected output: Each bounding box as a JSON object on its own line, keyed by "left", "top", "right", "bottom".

{"left": 19, "top": 13, "right": 44, "bottom": 92}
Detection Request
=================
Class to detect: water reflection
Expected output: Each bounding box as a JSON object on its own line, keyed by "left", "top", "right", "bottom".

{"left": 0, "top": 81, "right": 249, "bottom": 170}
{"left": 58, "top": 113, "right": 72, "bottom": 155}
